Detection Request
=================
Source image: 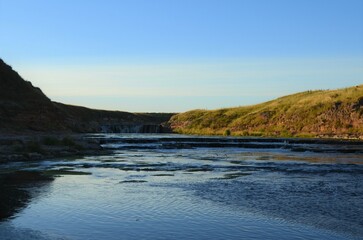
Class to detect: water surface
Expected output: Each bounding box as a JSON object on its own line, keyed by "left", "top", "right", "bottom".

{"left": 1, "top": 134, "right": 362, "bottom": 239}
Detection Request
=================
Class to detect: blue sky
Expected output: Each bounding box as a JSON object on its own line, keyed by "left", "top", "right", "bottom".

{"left": 0, "top": 0, "right": 362, "bottom": 112}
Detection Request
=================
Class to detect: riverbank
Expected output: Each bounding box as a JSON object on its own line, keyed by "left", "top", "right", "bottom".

{"left": 2, "top": 133, "right": 363, "bottom": 164}
{"left": 0, "top": 134, "right": 110, "bottom": 163}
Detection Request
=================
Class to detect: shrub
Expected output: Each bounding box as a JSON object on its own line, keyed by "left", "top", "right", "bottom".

{"left": 224, "top": 129, "right": 231, "bottom": 136}
{"left": 61, "top": 137, "right": 76, "bottom": 147}
{"left": 42, "top": 137, "right": 60, "bottom": 146}
{"left": 61, "top": 137, "right": 84, "bottom": 150}
{"left": 27, "top": 141, "right": 44, "bottom": 153}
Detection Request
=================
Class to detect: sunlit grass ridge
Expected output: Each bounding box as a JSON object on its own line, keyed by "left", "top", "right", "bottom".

{"left": 169, "top": 85, "right": 363, "bottom": 138}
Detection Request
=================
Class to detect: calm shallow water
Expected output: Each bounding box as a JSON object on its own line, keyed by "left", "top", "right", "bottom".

{"left": 1, "top": 134, "right": 362, "bottom": 239}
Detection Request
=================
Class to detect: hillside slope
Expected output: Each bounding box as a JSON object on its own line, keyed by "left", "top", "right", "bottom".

{"left": 0, "top": 59, "right": 68, "bottom": 132}
{"left": 0, "top": 59, "right": 173, "bottom": 133}
{"left": 169, "top": 85, "right": 363, "bottom": 138}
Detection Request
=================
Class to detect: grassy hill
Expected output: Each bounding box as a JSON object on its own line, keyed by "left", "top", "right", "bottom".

{"left": 169, "top": 85, "right": 363, "bottom": 139}
{"left": 0, "top": 59, "right": 173, "bottom": 133}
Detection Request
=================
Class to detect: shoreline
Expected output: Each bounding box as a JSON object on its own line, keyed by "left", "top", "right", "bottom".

{"left": 171, "top": 131, "right": 363, "bottom": 141}
{"left": 0, "top": 133, "right": 112, "bottom": 164}
{"left": 1, "top": 132, "right": 362, "bottom": 164}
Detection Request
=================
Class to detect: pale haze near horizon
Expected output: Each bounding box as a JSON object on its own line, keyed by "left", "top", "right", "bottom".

{"left": 0, "top": 0, "right": 362, "bottom": 112}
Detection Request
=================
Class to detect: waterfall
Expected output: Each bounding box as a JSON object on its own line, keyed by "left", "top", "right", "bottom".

{"left": 100, "top": 124, "right": 167, "bottom": 133}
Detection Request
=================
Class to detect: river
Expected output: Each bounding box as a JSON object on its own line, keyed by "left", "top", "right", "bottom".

{"left": 0, "top": 134, "right": 362, "bottom": 240}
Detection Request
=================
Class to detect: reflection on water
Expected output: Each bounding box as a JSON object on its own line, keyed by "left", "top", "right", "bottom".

{"left": 0, "top": 134, "right": 362, "bottom": 240}
{"left": 0, "top": 171, "right": 53, "bottom": 221}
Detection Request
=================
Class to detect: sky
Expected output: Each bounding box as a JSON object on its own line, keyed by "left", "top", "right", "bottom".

{"left": 0, "top": 0, "right": 362, "bottom": 112}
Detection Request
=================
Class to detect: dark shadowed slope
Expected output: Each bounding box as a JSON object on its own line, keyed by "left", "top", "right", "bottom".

{"left": 169, "top": 85, "right": 363, "bottom": 138}
{"left": 0, "top": 59, "right": 173, "bottom": 133}
{"left": 0, "top": 59, "right": 68, "bottom": 132}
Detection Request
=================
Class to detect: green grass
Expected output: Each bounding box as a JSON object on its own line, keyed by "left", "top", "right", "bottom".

{"left": 169, "top": 85, "right": 363, "bottom": 138}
